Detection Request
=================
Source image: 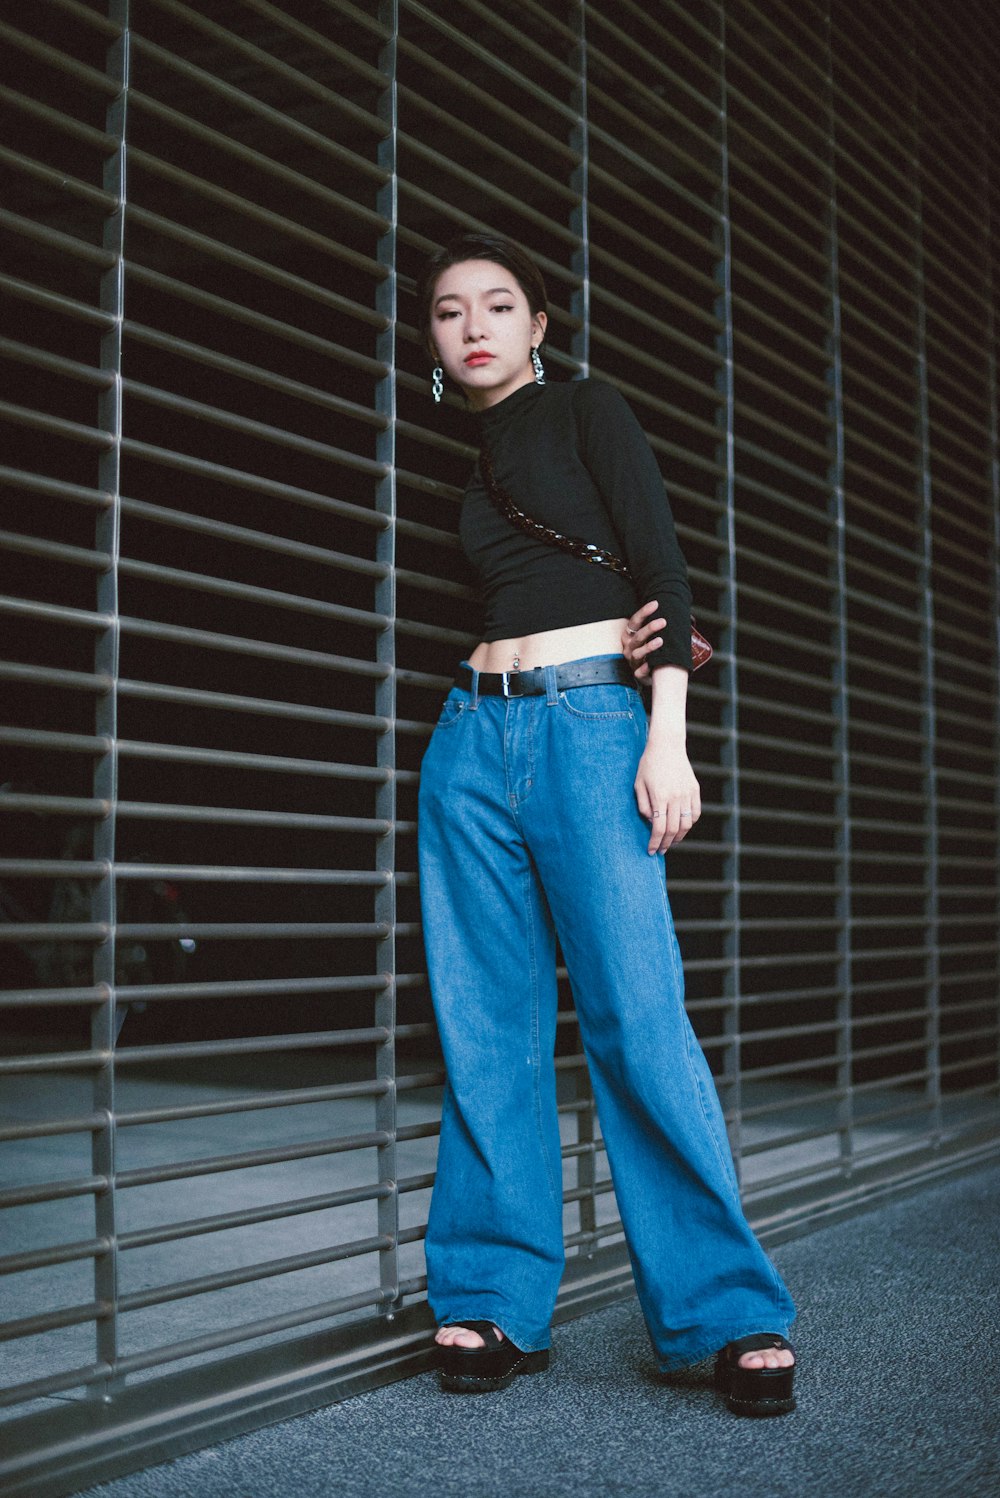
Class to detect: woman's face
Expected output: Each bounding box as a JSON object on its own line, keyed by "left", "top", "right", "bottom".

{"left": 429, "top": 258, "right": 547, "bottom": 411}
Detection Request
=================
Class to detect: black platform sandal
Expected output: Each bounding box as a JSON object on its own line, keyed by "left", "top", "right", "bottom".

{"left": 714, "top": 1333, "right": 796, "bottom": 1417}
{"left": 435, "top": 1320, "right": 550, "bottom": 1392}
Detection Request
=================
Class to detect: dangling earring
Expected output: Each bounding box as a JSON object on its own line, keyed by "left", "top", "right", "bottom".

{"left": 531, "top": 346, "right": 545, "bottom": 385}
{"left": 432, "top": 366, "right": 444, "bottom": 403}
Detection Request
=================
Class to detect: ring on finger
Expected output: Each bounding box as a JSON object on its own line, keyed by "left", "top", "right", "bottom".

{"left": 679, "top": 811, "right": 693, "bottom": 819}
{"left": 626, "top": 626, "right": 637, "bottom": 636}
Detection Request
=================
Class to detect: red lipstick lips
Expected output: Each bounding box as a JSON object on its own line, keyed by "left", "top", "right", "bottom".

{"left": 464, "top": 352, "right": 494, "bottom": 366}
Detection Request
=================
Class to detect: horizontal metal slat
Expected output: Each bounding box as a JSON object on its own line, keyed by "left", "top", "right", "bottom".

{"left": 118, "top": 861, "right": 388, "bottom": 886}
{"left": 0, "top": 530, "right": 109, "bottom": 570}
{"left": 0, "top": 401, "right": 113, "bottom": 450}
{"left": 123, "top": 323, "right": 385, "bottom": 429}
{"left": 144, "top": 0, "right": 388, "bottom": 138}
{"left": 0, "top": 18, "right": 117, "bottom": 94}
{"left": 0, "top": 83, "right": 114, "bottom": 153}
{"left": 0, "top": 143, "right": 116, "bottom": 212}
{"left": 0, "top": 207, "right": 114, "bottom": 270}
{"left": 0, "top": 972, "right": 389, "bottom": 1010}
{"left": 0, "top": 1300, "right": 109, "bottom": 1346}
{"left": 127, "top": 262, "right": 385, "bottom": 377}
{"left": 119, "top": 494, "right": 386, "bottom": 578}
{"left": 0, "top": 918, "right": 388, "bottom": 962}
{"left": 0, "top": 1175, "right": 106, "bottom": 1211}
{"left": 112, "top": 678, "right": 389, "bottom": 732}
{"left": 115, "top": 1077, "right": 389, "bottom": 1129}
{"left": 127, "top": 206, "right": 387, "bottom": 329}
{"left": 396, "top": 36, "right": 576, "bottom": 168}
{"left": 0, "top": 1237, "right": 107, "bottom": 1276}
{"left": 0, "top": 276, "right": 113, "bottom": 338}
{"left": 130, "top": 33, "right": 388, "bottom": 186}
{"left": 115, "top": 1130, "right": 393, "bottom": 1190}
{"left": 117, "top": 551, "right": 384, "bottom": 624}
{"left": 118, "top": 1181, "right": 393, "bottom": 1253}
{"left": 402, "top": 136, "right": 580, "bottom": 249}
{"left": 0, "top": 468, "right": 112, "bottom": 513}
{"left": 112, "top": 1283, "right": 393, "bottom": 1378}
{"left": 116, "top": 738, "right": 404, "bottom": 783}
{"left": 121, "top": 614, "right": 389, "bottom": 678}
{"left": 587, "top": 0, "right": 721, "bottom": 120}
{"left": 399, "top": 87, "right": 576, "bottom": 217}
{"left": 239, "top": 0, "right": 390, "bottom": 87}
{"left": 118, "top": 1234, "right": 393, "bottom": 1316}
{"left": 123, "top": 377, "right": 386, "bottom": 462}
{"left": 128, "top": 144, "right": 386, "bottom": 276}
{"left": 121, "top": 443, "right": 388, "bottom": 537}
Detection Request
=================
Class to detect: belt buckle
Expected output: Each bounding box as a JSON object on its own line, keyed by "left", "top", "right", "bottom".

{"left": 500, "top": 671, "right": 523, "bottom": 698}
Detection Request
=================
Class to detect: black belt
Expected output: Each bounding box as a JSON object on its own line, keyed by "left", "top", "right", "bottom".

{"left": 454, "top": 656, "right": 634, "bottom": 698}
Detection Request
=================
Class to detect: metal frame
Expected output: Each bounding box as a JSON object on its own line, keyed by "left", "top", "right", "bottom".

{"left": 1, "top": 2, "right": 998, "bottom": 1494}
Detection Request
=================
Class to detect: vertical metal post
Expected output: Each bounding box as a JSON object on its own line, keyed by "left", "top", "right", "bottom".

{"left": 908, "top": 20, "right": 942, "bottom": 1145}
{"left": 569, "top": 0, "right": 590, "bottom": 381}
{"left": 90, "top": 0, "right": 128, "bottom": 1399}
{"left": 568, "top": 0, "right": 596, "bottom": 1252}
{"left": 714, "top": 3, "right": 742, "bottom": 1172}
{"left": 978, "top": 41, "right": 1000, "bottom": 1091}
{"left": 374, "top": 0, "right": 400, "bottom": 1314}
{"left": 823, "top": 4, "right": 855, "bottom": 1175}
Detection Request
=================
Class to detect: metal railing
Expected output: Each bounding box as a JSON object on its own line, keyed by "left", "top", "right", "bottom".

{"left": 1, "top": 1, "right": 998, "bottom": 1494}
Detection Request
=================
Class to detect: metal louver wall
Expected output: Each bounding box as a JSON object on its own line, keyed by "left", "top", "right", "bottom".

{"left": 1, "top": 1, "right": 998, "bottom": 1493}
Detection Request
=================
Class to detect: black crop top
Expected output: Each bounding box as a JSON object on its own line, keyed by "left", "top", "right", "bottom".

{"left": 460, "top": 378, "right": 693, "bottom": 671}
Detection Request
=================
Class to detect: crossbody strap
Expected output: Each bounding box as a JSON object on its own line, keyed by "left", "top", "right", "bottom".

{"left": 478, "top": 443, "right": 634, "bottom": 581}
{"left": 477, "top": 442, "right": 713, "bottom": 671}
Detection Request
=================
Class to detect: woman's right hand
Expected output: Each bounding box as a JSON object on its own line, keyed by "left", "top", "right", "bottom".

{"left": 622, "top": 600, "right": 666, "bottom": 680}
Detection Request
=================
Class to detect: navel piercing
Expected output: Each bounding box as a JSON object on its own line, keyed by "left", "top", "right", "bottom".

{"left": 432, "top": 366, "right": 444, "bottom": 403}
{"left": 512, "top": 653, "right": 520, "bottom": 671}
{"left": 531, "top": 346, "right": 545, "bottom": 384}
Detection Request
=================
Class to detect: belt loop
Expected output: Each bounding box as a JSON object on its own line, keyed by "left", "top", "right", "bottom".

{"left": 544, "top": 663, "right": 558, "bottom": 705}
{"left": 469, "top": 667, "right": 480, "bottom": 710}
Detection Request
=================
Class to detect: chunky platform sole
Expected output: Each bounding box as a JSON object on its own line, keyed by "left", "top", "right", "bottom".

{"left": 435, "top": 1320, "right": 550, "bottom": 1393}
{"left": 439, "top": 1346, "right": 550, "bottom": 1393}
{"left": 714, "top": 1334, "right": 796, "bottom": 1417}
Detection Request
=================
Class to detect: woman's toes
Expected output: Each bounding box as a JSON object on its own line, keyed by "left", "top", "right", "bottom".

{"left": 435, "top": 1325, "right": 502, "bottom": 1349}
{"left": 737, "top": 1347, "right": 794, "bottom": 1370}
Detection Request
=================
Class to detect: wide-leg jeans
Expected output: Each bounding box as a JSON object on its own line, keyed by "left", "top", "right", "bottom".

{"left": 417, "top": 658, "right": 795, "bottom": 1369}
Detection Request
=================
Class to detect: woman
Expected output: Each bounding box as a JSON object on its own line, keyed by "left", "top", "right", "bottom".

{"left": 416, "top": 232, "right": 796, "bottom": 1416}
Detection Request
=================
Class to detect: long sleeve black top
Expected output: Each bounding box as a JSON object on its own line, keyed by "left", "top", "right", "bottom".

{"left": 460, "top": 377, "right": 693, "bottom": 670}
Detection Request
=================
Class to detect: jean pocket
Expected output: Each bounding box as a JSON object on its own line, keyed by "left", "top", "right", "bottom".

{"left": 434, "top": 690, "right": 468, "bottom": 728}
{"left": 558, "top": 683, "right": 636, "bottom": 720}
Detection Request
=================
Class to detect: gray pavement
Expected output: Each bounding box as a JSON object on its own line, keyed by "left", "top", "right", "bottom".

{"left": 78, "top": 1161, "right": 1000, "bottom": 1498}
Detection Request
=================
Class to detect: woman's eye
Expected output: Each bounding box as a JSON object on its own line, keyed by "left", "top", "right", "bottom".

{"left": 437, "top": 310, "right": 460, "bottom": 320}
{"left": 491, "top": 304, "right": 514, "bottom": 313}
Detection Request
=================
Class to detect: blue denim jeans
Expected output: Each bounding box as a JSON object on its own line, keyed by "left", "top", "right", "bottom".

{"left": 417, "top": 657, "right": 795, "bottom": 1369}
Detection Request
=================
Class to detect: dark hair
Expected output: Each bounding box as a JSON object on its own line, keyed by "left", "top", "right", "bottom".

{"left": 417, "top": 231, "right": 548, "bottom": 355}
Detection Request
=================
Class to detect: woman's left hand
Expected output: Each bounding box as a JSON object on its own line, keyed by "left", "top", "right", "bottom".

{"left": 634, "top": 734, "right": 702, "bottom": 854}
{"left": 622, "top": 600, "right": 666, "bottom": 680}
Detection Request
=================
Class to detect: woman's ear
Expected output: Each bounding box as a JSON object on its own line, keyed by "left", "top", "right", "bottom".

{"left": 531, "top": 310, "right": 548, "bottom": 345}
